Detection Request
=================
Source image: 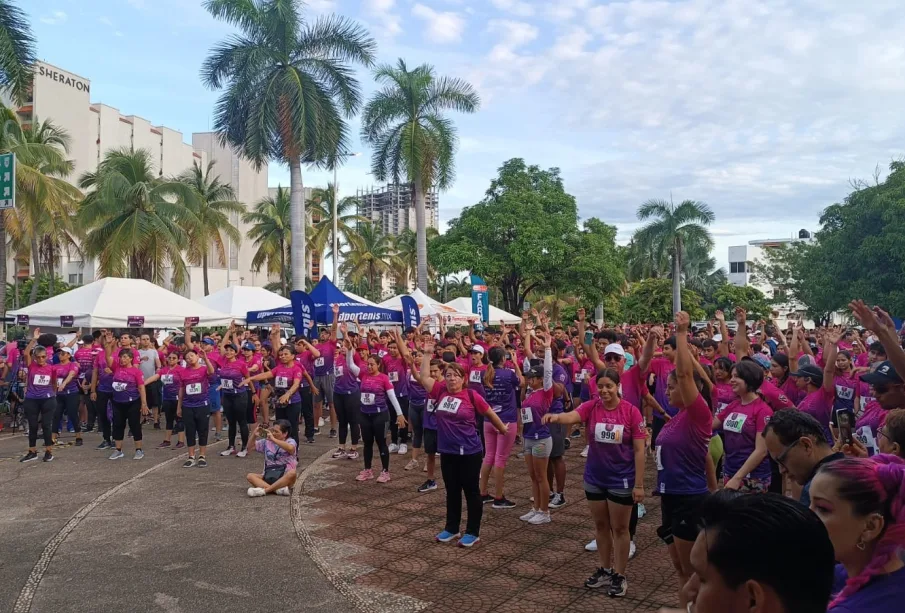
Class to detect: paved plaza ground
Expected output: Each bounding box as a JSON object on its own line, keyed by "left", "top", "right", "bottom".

{"left": 0, "top": 423, "right": 678, "bottom": 612}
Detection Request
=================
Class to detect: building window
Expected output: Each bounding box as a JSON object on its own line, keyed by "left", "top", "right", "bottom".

{"left": 68, "top": 273, "right": 83, "bottom": 286}
{"left": 730, "top": 261, "right": 747, "bottom": 274}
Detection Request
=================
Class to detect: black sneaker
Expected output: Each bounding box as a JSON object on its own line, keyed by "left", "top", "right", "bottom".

{"left": 43, "top": 451, "right": 54, "bottom": 462}
{"left": 549, "top": 493, "right": 566, "bottom": 508}
{"left": 570, "top": 429, "right": 582, "bottom": 438}
{"left": 563, "top": 438, "right": 571, "bottom": 450}
{"left": 418, "top": 479, "right": 438, "bottom": 493}
{"left": 75, "top": 438, "right": 83, "bottom": 447}
{"left": 19, "top": 451, "right": 38, "bottom": 463}
{"left": 480, "top": 493, "right": 494, "bottom": 505}
{"left": 585, "top": 567, "right": 614, "bottom": 589}
{"left": 307, "top": 438, "right": 315, "bottom": 444}
{"left": 492, "top": 497, "right": 516, "bottom": 509}
{"left": 197, "top": 456, "right": 208, "bottom": 468}
{"left": 153, "top": 422, "right": 161, "bottom": 430}
{"left": 328, "top": 429, "right": 337, "bottom": 438}
{"left": 607, "top": 573, "right": 627, "bottom": 597}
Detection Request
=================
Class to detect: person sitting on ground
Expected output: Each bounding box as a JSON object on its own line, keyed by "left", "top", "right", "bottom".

{"left": 246, "top": 419, "right": 298, "bottom": 497}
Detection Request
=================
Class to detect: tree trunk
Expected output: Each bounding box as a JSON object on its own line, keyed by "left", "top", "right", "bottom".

{"left": 0, "top": 214, "right": 6, "bottom": 326}
{"left": 289, "top": 157, "right": 306, "bottom": 292}
{"left": 47, "top": 242, "right": 55, "bottom": 297}
{"left": 672, "top": 238, "right": 682, "bottom": 316}
{"left": 412, "top": 178, "right": 428, "bottom": 293}
{"left": 279, "top": 239, "right": 287, "bottom": 297}
{"left": 202, "top": 251, "right": 209, "bottom": 296}
{"left": 28, "top": 237, "right": 40, "bottom": 305}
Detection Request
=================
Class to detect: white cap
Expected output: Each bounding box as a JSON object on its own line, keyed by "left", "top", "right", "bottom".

{"left": 604, "top": 344, "right": 625, "bottom": 358}
{"left": 761, "top": 346, "right": 771, "bottom": 355}
{"left": 712, "top": 334, "right": 723, "bottom": 342}
{"left": 60, "top": 347, "right": 75, "bottom": 356}
{"left": 470, "top": 345, "right": 485, "bottom": 355}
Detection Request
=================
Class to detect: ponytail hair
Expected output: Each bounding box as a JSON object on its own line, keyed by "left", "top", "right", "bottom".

{"left": 485, "top": 346, "right": 506, "bottom": 389}
{"left": 820, "top": 454, "right": 905, "bottom": 609}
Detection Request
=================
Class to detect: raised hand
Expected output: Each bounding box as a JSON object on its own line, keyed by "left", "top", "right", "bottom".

{"left": 332, "top": 303, "right": 340, "bottom": 315}
{"left": 714, "top": 310, "right": 725, "bottom": 323}
{"left": 576, "top": 307, "right": 586, "bottom": 322}
{"left": 675, "top": 311, "right": 690, "bottom": 333}
{"left": 734, "top": 307, "right": 747, "bottom": 325}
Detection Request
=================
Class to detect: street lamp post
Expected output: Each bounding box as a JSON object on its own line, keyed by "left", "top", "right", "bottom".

{"left": 333, "top": 151, "right": 361, "bottom": 284}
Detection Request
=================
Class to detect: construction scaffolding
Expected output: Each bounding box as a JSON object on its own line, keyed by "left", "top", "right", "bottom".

{"left": 355, "top": 183, "right": 439, "bottom": 238}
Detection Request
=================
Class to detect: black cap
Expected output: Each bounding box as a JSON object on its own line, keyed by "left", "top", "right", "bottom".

{"left": 525, "top": 366, "right": 544, "bottom": 379}
{"left": 790, "top": 364, "right": 823, "bottom": 385}
{"left": 861, "top": 361, "right": 903, "bottom": 386}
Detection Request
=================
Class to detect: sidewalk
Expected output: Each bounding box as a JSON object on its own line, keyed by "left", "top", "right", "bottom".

{"left": 295, "top": 439, "right": 680, "bottom": 613}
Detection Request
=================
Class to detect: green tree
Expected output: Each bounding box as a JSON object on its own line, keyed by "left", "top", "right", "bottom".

{"left": 176, "top": 160, "right": 243, "bottom": 295}
{"left": 361, "top": 58, "right": 479, "bottom": 292}
{"left": 78, "top": 148, "right": 200, "bottom": 289}
{"left": 682, "top": 241, "right": 728, "bottom": 302}
{"left": 6, "top": 274, "right": 71, "bottom": 310}
{"left": 561, "top": 218, "right": 625, "bottom": 307}
{"left": 340, "top": 222, "right": 394, "bottom": 300}
{"left": 0, "top": 1, "right": 35, "bottom": 104}
{"left": 392, "top": 226, "right": 439, "bottom": 291}
{"left": 244, "top": 185, "right": 291, "bottom": 297}
{"left": 633, "top": 198, "right": 715, "bottom": 315}
{"left": 620, "top": 278, "right": 705, "bottom": 324}
{"left": 202, "top": 0, "right": 376, "bottom": 293}
{"left": 708, "top": 283, "right": 772, "bottom": 320}
{"left": 306, "top": 183, "right": 366, "bottom": 266}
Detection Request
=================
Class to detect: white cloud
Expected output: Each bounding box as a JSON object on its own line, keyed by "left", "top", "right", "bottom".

{"left": 40, "top": 11, "right": 67, "bottom": 25}
{"left": 305, "top": 0, "right": 336, "bottom": 14}
{"left": 99, "top": 16, "right": 114, "bottom": 27}
{"left": 490, "top": 0, "right": 534, "bottom": 18}
{"left": 364, "top": 0, "right": 402, "bottom": 39}
{"left": 412, "top": 4, "right": 465, "bottom": 44}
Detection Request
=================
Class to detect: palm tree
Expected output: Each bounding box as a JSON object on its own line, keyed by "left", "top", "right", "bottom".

{"left": 0, "top": 1, "right": 36, "bottom": 104}
{"left": 340, "top": 222, "right": 394, "bottom": 300}
{"left": 633, "top": 198, "right": 715, "bottom": 315}
{"left": 176, "top": 160, "right": 244, "bottom": 295}
{"left": 78, "top": 148, "right": 200, "bottom": 289}
{"left": 361, "top": 59, "right": 480, "bottom": 293}
{"left": 392, "top": 226, "right": 439, "bottom": 291}
{"left": 201, "top": 0, "right": 376, "bottom": 293}
{"left": 681, "top": 240, "right": 727, "bottom": 300}
{"left": 306, "top": 183, "right": 366, "bottom": 269}
{"left": 244, "top": 186, "right": 292, "bottom": 296}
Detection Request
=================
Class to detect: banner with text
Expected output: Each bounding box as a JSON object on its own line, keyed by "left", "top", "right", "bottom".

{"left": 290, "top": 290, "right": 316, "bottom": 339}
{"left": 471, "top": 275, "right": 489, "bottom": 330}
{"left": 400, "top": 295, "right": 421, "bottom": 330}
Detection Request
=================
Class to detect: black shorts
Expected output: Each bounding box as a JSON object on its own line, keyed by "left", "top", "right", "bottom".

{"left": 658, "top": 493, "right": 708, "bottom": 544}
{"left": 584, "top": 484, "right": 634, "bottom": 506}
{"left": 549, "top": 422, "right": 565, "bottom": 459}
{"left": 146, "top": 380, "right": 162, "bottom": 408}
{"left": 424, "top": 428, "right": 438, "bottom": 455}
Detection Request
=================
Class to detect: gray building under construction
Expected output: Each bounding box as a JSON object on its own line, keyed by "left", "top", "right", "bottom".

{"left": 355, "top": 183, "right": 439, "bottom": 237}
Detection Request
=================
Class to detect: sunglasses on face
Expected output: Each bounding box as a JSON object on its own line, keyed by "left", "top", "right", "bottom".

{"left": 604, "top": 354, "right": 622, "bottom": 362}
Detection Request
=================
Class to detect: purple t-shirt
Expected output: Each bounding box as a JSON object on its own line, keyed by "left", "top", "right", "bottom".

{"left": 656, "top": 393, "right": 712, "bottom": 495}
{"left": 713, "top": 382, "right": 735, "bottom": 419}
{"left": 272, "top": 363, "right": 304, "bottom": 404}
{"left": 333, "top": 352, "right": 362, "bottom": 395}
{"left": 833, "top": 372, "right": 858, "bottom": 413}
{"left": 359, "top": 372, "right": 394, "bottom": 414}
{"left": 53, "top": 362, "right": 80, "bottom": 395}
{"left": 522, "top": 386, "right": 554, "bottom": 440}
{"left": 828, "top": 566, "right": 905, "bottom": 613}
{"left": 294, "top": 352, "right": 313, "bottom": 388}
{"left": 719, "top": 397, "right": 773, "bottom": 480}
{"left": 430, "top": 381, "right": 490, "bottom": 456}
{"left": 158, "top": 366, "right": 180, "bottom": 401}
{"left": 855, "top": 400, "right": 885, "bottom": 456}
{"left": 798, "top": 387, "right": 834, "bottom": 442}
{"left": 25, "top": 363, "right": 56, "bottom": 399}
{"left": 111, "top": 365, "right": 144, "bottom": 403}
{"left": 466, "top": 363, "right": 488, "bottom": 397}
{"left": 649, "top": 357, "right": 677, "bottom": 418}
{"left": 484, "top": 367, "right": 520, "bottom": 424}
{"left": 576, "top": 398, "right": 646, "bottom": 490}
{"left": 74, "top": 346, "right": 97, "bottom": 385}
{"left": 408, "top": 372, "right": 428, "bottom": 406}
{"left": 218, "top": 358, "right": 250, "bottom": 394}
{"left": 256, "top": 437, "right": 298, "bottom": 473}
{"left": 176, "top": 365, "right": 210, "bottom": 408}
{"left": 381, "top": 354, "right": 409, "bottom": 397}
{"left": 549, "top": 362, "right": 569, "bottom": 414}
{"left": 313, "top": 342, "right": 335, "bottom": 377}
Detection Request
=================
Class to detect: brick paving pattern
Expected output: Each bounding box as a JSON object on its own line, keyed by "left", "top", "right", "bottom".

{"left": 296, "top": 439, "right": 680, "bottom": 613}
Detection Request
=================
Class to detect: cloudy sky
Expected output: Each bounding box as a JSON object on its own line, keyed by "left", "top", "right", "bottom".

{"left": 25, "top": 0, "right": 905, "bottom": 268}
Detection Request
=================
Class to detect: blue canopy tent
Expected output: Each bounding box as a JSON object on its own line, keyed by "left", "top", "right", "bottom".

{"left": 245, "top": 277, "right": 402, "bottom": 326}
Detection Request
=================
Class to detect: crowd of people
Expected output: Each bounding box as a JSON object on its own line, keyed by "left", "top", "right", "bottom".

{"left": 5, "top": 298, "right": 905, "bottom": 610}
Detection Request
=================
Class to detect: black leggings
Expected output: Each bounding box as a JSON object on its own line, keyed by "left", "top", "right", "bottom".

{"left": 630, "top": 503, "right": 640, "bottom": 539}
{"left": 389, "top": 396, "right": 410, "bottom": 445}
{"left": 335, "top": 392, "right": 361, "bottom": 445}
{"left": 300, "top": 387, "right": 314, "bottom": 440}
{"left": 276, "top": 401, "right": 302, "bottom": 445}
{"left": 83, "top": 392, "right": 97, "bottom": 429}
{"left": 162, "top": 399, "right": 178, "bottom": 431}
{"left": 359, "top": 411, "right": 390, "bottom": 471}
{"left": 441, "top": 452, "right": 484, "bottom": 536}
{"left": 96, "top": 390, "right": 114, "bottom": 442}
{"left": 54, "top": 393, "right": 81, "bottom": 435}
{"left": 222, "top": 393, "right": 249, "bottom": 449}
{"left": 25, "top": 397, "right": 56, "bottom": 448}
{"left": 183, "top": 404, "right": 210, "bottom": 448}
{"left": 112, "top": 399, "right": 142, "bottom": 443}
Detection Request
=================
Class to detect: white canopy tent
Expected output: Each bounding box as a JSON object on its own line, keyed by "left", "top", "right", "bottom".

{"left": 379, "top": 288, "right": 478, "bottom": 325}
{"left": 195, "top": 286, "right": 289, "bottom": 324}
{"left": 444, "top": 297, "right": 522, "bottom": 325}
{"left": 8, "top": 277, "right": 234, "bottom": 328}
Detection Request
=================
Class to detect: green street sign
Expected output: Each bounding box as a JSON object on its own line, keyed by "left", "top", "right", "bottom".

{"left": 0, "top": 152, "right": 14, "bottom": 209}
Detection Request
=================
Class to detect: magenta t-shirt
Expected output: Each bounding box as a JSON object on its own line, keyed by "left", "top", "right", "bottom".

{"left": 522, "top": 386, "right": 554, "bottom": 440}
{"left": 158, "top": 366, "right": 180, "bottom": 401}
{"left": 294, "top": 351, "right": 313, "bottom": 387}
{"left": 430, "top": 380, "right": 490, "bottom": 456}
{"left": 313, "top": 342, "right": 335, "bottom": 377}
{"left": 656, "top": 393, "right": 712, "bottom": 495}
{"left": 833, "top": 373, "right": 858, "bottom": 413}
{"left": 111, "top": 365, "right": 144, "bottom": 403}
{"left": 52, "top": 362, "right": 80, "bottom": 395}
{"left": 759, "top": 379, "right": 795, "bottom": 412}
{"left": 333, "top": 352, "right": 363, "bottom": 395}
{"left": 381, "top": 354, "right": 410, "bottom": 397}
{"left": 359, "top": 372, "right": 394, "bottom": 414}
{"left": 649, "top": 357, "right": 677, "bottom": 418}
{"left": 719, "top": 397, "right": 773, "bottom": 480}
{"left": 25, "top": 362, "right": 56, "bottom": 399}
{"left": 272, "top": 362, "right": 304, "bottom": 404}
{"left": 576, "top": 398, "right": 646, "bottom": 490}
{"left": 466, "top": 363, "right": 488, "bottom": 397}
{"left": 798, "top": 387, "right": 834, "bottom": 442}
{"left": 219, "top": 358, "right": 250, "bottom": 394}
{"left": 713, "top": 382, "right": 735, "bottom": 419}
{"left": 74, "top": 346, "right": 96, "bottom": 384}
{"left": 175, "top": 365, "right": 210, "bottom": 408}
{"left": 855, "top": 400, "right": 885, "bottom": 456}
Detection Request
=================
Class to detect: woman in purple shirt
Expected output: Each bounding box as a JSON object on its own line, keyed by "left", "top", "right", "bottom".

{"left": 52, "top": 347, "right": 82, "bottom": 447}
{"left": 479, "top": 346, "right": 523, "bottom": 509}
{"left": 106, "top": 344, "right": 149, "bottom": 461}
{"left": 176, "top": 340, "right": 216, "bottom": 468}
{"left": 19, "top": 329, "right": 58, "bottom": 463}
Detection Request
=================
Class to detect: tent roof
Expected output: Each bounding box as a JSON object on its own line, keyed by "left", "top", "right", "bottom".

{"left": 379, "top": 289, "right": 477, "bottom": 324}
{"left": 195, "top": 286, "right": 289, "bottom": 323}
{"left": 444, "top": 297, "right": 522, "bottom": 325}
{"left": 246, "top": 277, "right": 402, "bottom": 325}
{"left": 9, "top": 277, "right": 234, "bottom": 328}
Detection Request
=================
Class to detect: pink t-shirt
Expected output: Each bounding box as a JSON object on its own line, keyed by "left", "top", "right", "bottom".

{"left": 430, "top": 380, "right": 490, "bottom": 456}
{"left": 798, "top": 387, "right": 834, "bottom": 441}
{"left": 576, "top": 398, "right": 646, "bottom": 490}
{"left": 271, "top": 362, "right": 304, "bottom": 404}
{"left": 719, "top": 397, "right": 773, "bottom": 480}
{"left": 648, "top": 357, "right": 677, "bottom": 417}
{"left": 111, "top": 365, "right": 145, "bottom": 403}
{"left": 656, "top": 393, "right": 712, "bottom": 495}
{"left": 52, "top": 362, "right": 80, "bottom": 394}
{"left": 759, "top": 380, "right": 795, "bottom": 412}
{"left": 713, "top": 382, "right": 735, "bottom": 418}
{"left": 359, "top": 371, "right": 394, "bottom": 414}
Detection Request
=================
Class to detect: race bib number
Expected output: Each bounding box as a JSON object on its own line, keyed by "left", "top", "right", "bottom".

{"left": 426, "top": 399, "right": 436, "bottom": 413}
{"left": 715, "top": 402, "right": 729, "bottom": 417}
{"left": 574, "top": 370, "right": 585, "bottom": 383}
{"left": 723, "top": 412, "right": 748, "bottom": 433}
{"left": 388, "top": 371, "right": 399, "bottom": 383}
{"left": 835, "top": 385, "right": 854, "bottom": 400}
{"left": 161, "top": 375, "right": 174, "bottom": 385}
{"left": 220, "top": 378, "right": 234, "bottom": 390}
{"left": 274, "top": 376, "right": 289, "bottom": 389}
{"left": 361, "top": 392, "right": 376, "bottom": 406}
{"left": 492, "top": 404, "right": 503, "bottom": 413}
{"left": 112, "top": 382, "right": 128, "bottom": 392}
{"left": 314, "top": 357, "right": 325, "bottom": 368}
{"left": 33, "top": 374, "right": 50, "bottom": 386}
{"left": 56, "top": 377, "right": 65, "bottom": 387}
{"left": 334, "top": 366, "right": 344, "bottom": 377}
{"left": 520, "top": 406, "right": 533, "bottom": 424}
{"left": 378, "top": 350, "right": 387, "bottom": 358}
{"left": 656, "top": 445, "right": 664, "bottom": 471}
{"left": 857, "top": 426, "right": 877, "bottom": 454}
{"left": 185, "top": 383, "right": 202, "bottom": 395}
{"left": 437, "top": 397, "right": 462, "bottom": 414}
{"left": 595, "top": 423, "right": 625, "bottom": 444}
{"left": 469, "top": 370, "right": 483, "bottom": 383}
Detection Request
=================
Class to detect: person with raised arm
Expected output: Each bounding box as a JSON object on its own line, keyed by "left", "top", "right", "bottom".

{"left": 52, "top": 345, "right": 81, "bottom": 447}
{"left": 19, "top": 328, "right": 58, "bottom": 463}
{"left": 106, "top": 332, "right": 149, "bottom": 460}
{"left": 332, "top": 322, "right": 364, "bottom": 460}
{"left": 478, "top": 342, "right": 523, "bottom": 508}
{"left": 313, "top": 304, "right": 340, "bottom": 438}
{"left": 175, "top": 328, "right": 215, "bottom": 468}
{"left": 218, "top": 323, "right": 252, "bottom": 458}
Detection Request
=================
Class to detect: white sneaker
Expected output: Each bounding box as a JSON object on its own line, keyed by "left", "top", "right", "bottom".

{"left": 398, "top": 443, "right": 408, "bottom": 455}
{"left": 388, "top": 443, "right": 399, "bottom": 453}
{"left": 629, "top": 541, "right": 637, "bottom": 559}
{"left": 237, "top": 449, "right": 248, "bottom": 458}
{"left": 528, "top": 511, "right": 551, "bottom": 525}
{"left": 585, "top": 539, "right": 598, "bottom": 552}
{"left": 220, "top": 447, "right": 235, "bottom": 457}
{"left": 580, "top": 445, "right": 589, "bottom": 458}
{"left": 247, "top": 487, "right": 266, "bottom": 497}
{"left": 519, "top": 509, "right": 539, "bottom": 522}
{"left": 275, "top": 487, "right": 290, "bottom": 496}
{"left": 318, "top": 417, "right": 325, "bottom": 427}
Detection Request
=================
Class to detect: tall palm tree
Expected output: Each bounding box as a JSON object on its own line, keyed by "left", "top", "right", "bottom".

{"left": 176, "top": 160, "right": 244, "bottom": 295}
{"left": 0, "top": 1, "right": 36, "bottom": 105}
{"left": 392, "top": 226, "right": 439, "bottom": 290}
{"left": 340, "top": 222, "right": 394, "bottom": 299}
{"left": 244, "top": 186, "right": 292, "bottom": 297}
{"left": 306, "top": 183, "right": 366, "bottom": 268}
{"left": 361, "top": 59, "right": 480, "bottom": 293}
{"left": 681, "top": 240, "right": 727, "bottom": 300}
{"left": 201, "top": 0, "right": 376, "bottom": 293}
{"left": 78, "top": 148, "right": 200, "bottom": 289}
{"left": 633, "top": 198, "right": 715, "bottom": 315}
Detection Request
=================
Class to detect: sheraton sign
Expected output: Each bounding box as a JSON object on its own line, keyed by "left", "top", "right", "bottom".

{"left": 37, "top": 65, "right": 90, "bottom": 93}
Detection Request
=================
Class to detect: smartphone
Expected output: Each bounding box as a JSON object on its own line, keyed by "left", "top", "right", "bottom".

{"left": 837, "top": 410, "right": 854, "bottom": 446}
{"left": 584, "top": 331, "right": 594, "bottom": 345}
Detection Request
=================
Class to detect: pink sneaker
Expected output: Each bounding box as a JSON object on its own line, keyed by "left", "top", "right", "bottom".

{"left": 376, "top": 470, "right": 391, "bottom": 483}
{"left": 332, "top": 447, "right": 346, "bottom": 459}
{"left": 356, "top": 468, "right": 374, "bottom": 481}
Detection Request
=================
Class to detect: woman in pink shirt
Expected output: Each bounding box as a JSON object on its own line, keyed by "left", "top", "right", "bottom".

{"left": 106, "top": 338, "right": 149, "bottom": 461}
